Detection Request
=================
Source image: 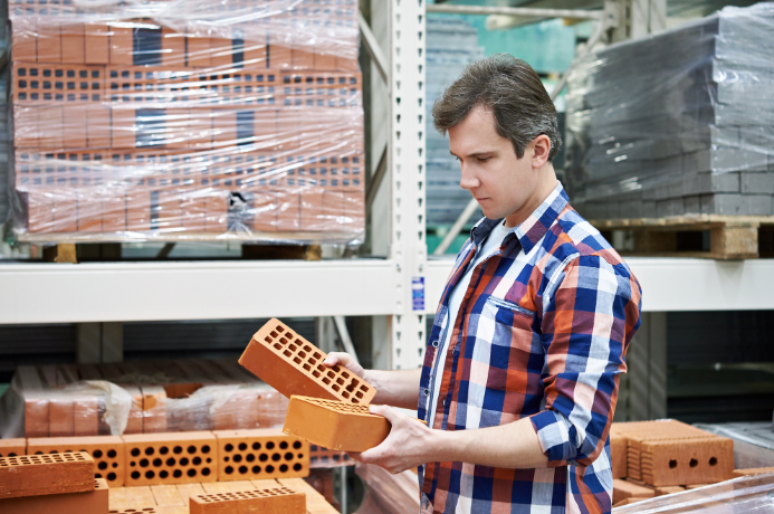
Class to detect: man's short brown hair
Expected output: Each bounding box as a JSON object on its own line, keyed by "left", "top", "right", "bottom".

{"left": 432, "top": 54, "right": 561, "bottom": 161}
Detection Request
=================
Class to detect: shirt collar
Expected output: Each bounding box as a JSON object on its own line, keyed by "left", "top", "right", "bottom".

{"left": 469, "top": 182, "right": 569, "bottom": 255}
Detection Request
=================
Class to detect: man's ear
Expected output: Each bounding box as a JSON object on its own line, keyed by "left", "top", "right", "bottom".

{"left": 531, "top": 135, "right": 551, "bottom": 169}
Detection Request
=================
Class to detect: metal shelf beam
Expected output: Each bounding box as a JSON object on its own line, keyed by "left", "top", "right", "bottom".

{"left": 426, "top": 257, "right": 774, "bottom": 314}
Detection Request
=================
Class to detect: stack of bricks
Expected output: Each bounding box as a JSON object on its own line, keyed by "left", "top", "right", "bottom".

{"left": 0, "top": 451, "right": 110, "bottom": 514}
{"left": 9, "top": 0, "right": 365, "bottom": 241}
{"left": 564, "top": 4, "right": 774, "bottom": 220}
{"left": 609, "top": 419, "right": 737, "bottom": 508}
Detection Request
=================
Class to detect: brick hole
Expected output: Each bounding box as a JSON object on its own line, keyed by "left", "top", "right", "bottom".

{"left": 279, "top": 441, "right": 289, "bottom": 450}
{"left": 206, "top": 458, "right": 211, "bottom": 463}
{"left": 280, "top": 464, "right": 289, "bottom": 472}
{"left": 299, "top": 351, "right": 307, "bottom": 358}
{"left": 131, "top": 448, "right": 141, "bottom": 457}
{"left": 317, "top": 364, "right": 325, "bottom": 372}
{"left": 225, "top": 443, "right": 234, "bottom": 452}
{"left": 271, "top": 331, "right": 279, "bottom": 337}
{"left": 266, "top": 337, "right": 274, "bottom": 344}
{"left": 173, "top": 469, "right": 182, "bottom": 478}
{"left": 304, "top": 364, "right": 312, "bottom": 371}
{"left": 266, "top": 465, "right": 275, "bottom": 473}
{"left": 273, "top": 343, "right": 282, "bottom": 350}
{"left": 193, "top": 456, "right": 202, "bottom": 465}
{"left": 238, "top": 443, "right": 247, "bottom": 451}
{"left": 266, "top": 442, "right": 275, "bottom": 450}
{"left": 283, "top": 350, "right": 292, "bottom": 357}
{"left": 187, "top": 445, "right": 196, "bottom": 454}
{"left": 314, "top": 352, "right": 322, "bottom": 359}
{"left": 294, "top": 357, "right": 302, "bottom": 364}
{"left": 669, "top": 459, "right": 677, "bottom": 468}
{"left": 356, "top": 391, "right": 364, "bottom": 399}
{"left": 98, "top": 461, "right": 108, "bottom": 470}
{"left": 159, "top": 446, "right": 169, "bottom": 455}
{"left": 343, "top": 391, "right": 350, "bottom": 398}
{"left": 689, "top": 459, "right": 698, "bottom": 468}
{"left": 276, "top": 326, "right": 284, "bottom": 333}
{"left": 322, "top": 377, "right": 331, "bottom": 384}
{"left": 153, "top": 458, "right": 162, "bottom": 467}
{"left": 180, "top": 457, "right": 189, "bottom": 466}
{"left": 112, "top": 463, "right": 118, "bottom": 468}
{"left": 284, "top": 452, "right": 293, "bottom": 461}
{"left": 107, "top": 472, "right": 117, "bottom": 481}
{"left": 166, "top": 457, "right": 176, "bottom": 466}
{"left": 145, "top": 470, "right": 155, "bottom": 479}
{"left": 259, "top": 454, "right": 268, "bottom": 462}
{"left": 327, "top": 371, "right": 335, "bottom": 378}
{"left": 332, "top": 365, "right": 341, "bottom": 372}
{"left": 332, "top": 384, "right": 340, "bottom": 391}
{"left": 293, "top": 441, "right": 302, "bottom": 450}
{"left": 246, "top": 453, "right": 255, "bottom": 462}
{"left": 107, "top": 449, "right": 117, "bottom": 458}
{"left": 225, "top": 465, "right": 234, "bottom": 474}
{"left": 252, "top": 442, "right": 261, "bottom": 450}
{"left": 239, "top": 465, "right": 248, "bottom": 474}
{"left": 202, "top": 468, "right": 211, "bottom": 476}
{"left": 173, "top": 446, "right": 182, "bottom": 454}
{"left": 159, "top": 470, "right": 168, "bottom": 479}
{"left": 360, "top": 385, "right": 369, "bottom": 392}
{"left": 140, "top": 458, "right": 149, "bottom": 467}
{"left": 252, "top": 465, "right": 261, "bottom": 473}
{"left": 233, "top": 454, "right": 242, "bottom": 463}
{"left": 709, "top": 457, "right": 718, "bottom": 466}
{"left": 289, "top": 344, "right": 297, "bottom": 351}
{"left": 145, "top": 447, "right": 155, "bottom": 456}
{"left": 93, "top": 449, "right": 104, "bottom": 458}
{"left": 187, "top": 469, "right": 197, "bottom": 477}
{"left": 336, "top": 378, "right": 345, "bottom": 385}
{"left": 131, "top": 471, "right": 141, "bottom": 479}
{"left": 293, "top": 463, "right": 303, "bottom": 471}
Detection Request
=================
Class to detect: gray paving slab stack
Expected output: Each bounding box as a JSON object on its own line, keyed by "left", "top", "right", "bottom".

{"left": 564, "top": 3, "right": 774, "bottom": 219}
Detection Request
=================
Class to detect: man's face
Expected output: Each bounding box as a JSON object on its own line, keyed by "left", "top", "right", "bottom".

{"left": 448, "top": 104, "right": 539, "bottom": 221}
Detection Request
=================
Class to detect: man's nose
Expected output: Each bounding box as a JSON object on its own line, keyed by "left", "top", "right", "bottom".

{"left": 459, "top": 164, "right": 479, "bottom": 190}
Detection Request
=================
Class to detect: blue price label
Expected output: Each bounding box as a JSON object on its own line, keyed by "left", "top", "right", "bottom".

{"left": 412, "top": 277, "right": 425, "bottom": 311}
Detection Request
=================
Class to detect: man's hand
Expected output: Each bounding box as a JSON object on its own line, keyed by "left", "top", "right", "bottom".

{"left": 323, "top": 352, "right": 366, "bottom": 379}
{"left": 351, "top": 404, "right": 439, "bottom": 474}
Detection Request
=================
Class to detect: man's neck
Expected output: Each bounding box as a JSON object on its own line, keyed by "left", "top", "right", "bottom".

{"left": 504, "top": 165, "right": 559, "bottom": 229}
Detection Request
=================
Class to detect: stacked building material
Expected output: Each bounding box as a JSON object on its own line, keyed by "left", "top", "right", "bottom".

{"left": 8, "top": 0, "right": 365, "bottom": 243}
{"left": 564, "top": 3, "right": 774, "bottom": 219}
{"left": 425, "top": 17, "right": 484, "bottom": 227}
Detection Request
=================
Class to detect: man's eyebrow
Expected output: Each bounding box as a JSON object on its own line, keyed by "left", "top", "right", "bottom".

{"left": 449, "top": 150, "right": 496, "bottom": 158}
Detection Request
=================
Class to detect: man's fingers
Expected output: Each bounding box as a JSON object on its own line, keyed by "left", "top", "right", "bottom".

{"left": 322, "top": 352, "right": 348, "bottom": 367}
{"left": 369, "top": 404, "right": 404, "bottom": 425}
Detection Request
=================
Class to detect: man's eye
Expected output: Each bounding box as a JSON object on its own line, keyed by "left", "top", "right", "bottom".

{"left": 478, "top": 157, "right": 490, "bottom": 163}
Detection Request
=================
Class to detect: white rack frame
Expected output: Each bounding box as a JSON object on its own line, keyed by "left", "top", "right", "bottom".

{"left": 2, "top": 2, "right": 773, "bottom": 374}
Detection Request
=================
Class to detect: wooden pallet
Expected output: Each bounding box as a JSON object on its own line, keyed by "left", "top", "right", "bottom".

{"left": 591, "top": 215, "right": 774, "bottom": 259}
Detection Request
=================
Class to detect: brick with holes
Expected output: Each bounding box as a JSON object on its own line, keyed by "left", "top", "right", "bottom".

{"left": 122, "top": 431, "right": 217, "bottom": 486}
{"left": 189, "top": 486, "right": 306, "bottom": 514}
{"left": 27, "top": 435, "right": 126, "bottom": 487}
{"left": 639, "top": 436, "right": 734, "bottom": 487}
{"left": 213, "top": 428, "right": 309, "bottom": 481}
{"left": 0, "top": 477, "right": 108, "bottom": 514}
{"left": 0, "top": 438, "right": 26, "bottom": 458}
{"left": 612, "top": 478, "right": 655, "bottom": 505}
{"left": 238, "top": 318, "right": 376, "bottom": 405}
{"left": 0, "top": 451, "right": 95, "bottom": 499}
{"left": 283, "top": 395, "right": 422, "bottom": 453}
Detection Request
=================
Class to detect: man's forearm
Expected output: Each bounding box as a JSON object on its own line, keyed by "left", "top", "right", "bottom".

{"left": 426, "top": 417, "right": 549, "bottom": 469}
{"left": 363, "top": 368, "right": 421, "bottom": 409}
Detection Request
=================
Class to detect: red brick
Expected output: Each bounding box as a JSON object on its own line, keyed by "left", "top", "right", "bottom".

{"left": 0, "top": 452, "right": 95, "bottom": 499}
{"left": 61, "top": 22, "right": 85, "bottom": 64}
{"left": 126, "top": 188, "right": 152, "bottom": 232}
{"left": 109, "top": 24, "right": 134, "bottom": 65}
{"left": 86, "top": 104, "right": 111, "bottom": 148}
{"left": 0, "top": 439, "right": 26, "bottom": 458}
{"left": 610, "top": 430, "right": 627, "bottom": 479}
{"left": 251, "top": 191, "right": 278, "bottom": 232}
{"left": 612, "top": 478, "right": 655, "bottom": 505}
{"left": 28, "top": 436, "right": 125, "bottom": 487}
{"left": 37, "top": 21, "right": 62, "bottom": 63}
{"left": 122, "top": 431, "right": 217, "bottom": 486}
{"left": 213, "top": 429, "right": 309, "bottom": 481}
{"left": 276, "top": 190, "right": 300, "bottom": 231}
{"left": 205, "top": 192, "right": 229, "bottom": 233}
{"left": 640, "top": 437, "right": 734, "bottom": 486}
{"left": 49, "top": 396, "right": 75, "bottom": 437}
{"left": 53, "top": 189, "right": 78, "bottom": 233}
{"left": 156, "top": 189, "right": 183, "bottom": 230}
{"left": 12, "top": 18, "right": 38, "bottom": 62}
{"left": 0, "top": 477, "right": 108, "bottom": 514}
{"left": 102, "top": 189, "right": 127, "bottom": 233}
{"left": 300, "top": 188, "right": 325, "bottom": 231}
{"left": 210, "top": 36, "right": 233, "bottom": 68}
{"left": 140, "top": 385, "right": 168, "bottom": 433}
{"left": 85, "top": 22, "right": 109, "bottom": 64}
{"left": 162, "top": 27, "right": 186, "bottom": 67}
{"left": 27, "top": 190, "right": 55, "bottom": 233}
{"left": 189, "top": 486, "right": 305, "bottom": 514}
{"left": 283, "top": 396, "right": 392, "bottom": 452}
{"left": 655, "top": 485, "right": 685, "bottom": 496}
{"left": 73, "top": 395, "right": 100, "bottom": 436}
{"left": 239, "top": 318, "right": 377, "bottom": 404}
{"left": 186, "top": 34, "right": 211, "bottom": 67}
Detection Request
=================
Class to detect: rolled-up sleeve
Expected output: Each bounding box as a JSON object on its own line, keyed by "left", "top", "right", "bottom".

{"left": 530, "top": 254, "right": 642, "bottom": 467}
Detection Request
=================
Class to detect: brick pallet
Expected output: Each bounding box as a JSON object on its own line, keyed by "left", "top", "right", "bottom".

{"left": 565, "top": 4, "right": 774, "bottom": 238}
{"left": 8, "top": 0, "right": 365, "bottom": 244}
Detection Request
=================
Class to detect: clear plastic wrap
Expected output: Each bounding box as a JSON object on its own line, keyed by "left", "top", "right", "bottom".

{"left": 354, "top": 463, "right": 419, "bottom": 514}
{"left": 7, "top": 0, "right": 365, "bottom": 243}
{"left": 613, "top": 474, "right": 774, "bottom": 512}
{"left": 564, "top": 3, "right": 774, "bottom": 220}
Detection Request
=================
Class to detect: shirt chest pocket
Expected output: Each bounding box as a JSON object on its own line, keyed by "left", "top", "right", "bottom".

{"left": 478, "top": 295, "right": 542, "bottom": 365}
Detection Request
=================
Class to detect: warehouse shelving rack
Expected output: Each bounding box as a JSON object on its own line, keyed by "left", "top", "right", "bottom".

{"left": 2, "top": 0, "right": 774, "bottom": 400}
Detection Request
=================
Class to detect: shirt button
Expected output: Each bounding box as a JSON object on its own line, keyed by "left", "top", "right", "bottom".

{"left": 442, "top": 398, "right": 447, "bottom": 407}
{"left": 423, "top": 388, "right": 430, "bottom": 396}
{"left": 431, "top": 340, "right": 439, "bottom": 348}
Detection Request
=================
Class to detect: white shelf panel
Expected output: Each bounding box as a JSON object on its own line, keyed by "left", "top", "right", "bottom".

{"left": 0, "top": 259, "right": 398, "bottom": 324}
{"left": 425, "top": 257, "right": 774, "bottom": 313}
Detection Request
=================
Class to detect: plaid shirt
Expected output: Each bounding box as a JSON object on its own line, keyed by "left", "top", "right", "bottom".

{"left": 418, "top": 183, "right": 642, "bottom": 514}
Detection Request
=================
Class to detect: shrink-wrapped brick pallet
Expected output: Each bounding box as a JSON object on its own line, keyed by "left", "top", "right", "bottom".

{"left": 564, "top": 3, "right": 774, "bottom": 220}
{"left": 7, "top": 0, "right": 365, "bottom": 244}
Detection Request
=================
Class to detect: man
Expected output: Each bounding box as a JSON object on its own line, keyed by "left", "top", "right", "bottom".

{"left": 325, "top": 54, "right": 642, "bottom": 513}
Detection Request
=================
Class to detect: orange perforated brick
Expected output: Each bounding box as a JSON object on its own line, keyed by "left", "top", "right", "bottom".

{"left": 213, "top": 429, "right": 309, "bottom": 481}
{"left": 0, "top": 452, "right": 94, "bottom": 499}
{"left": 655, "top": 485, "right": 685, "bottom": 496}
{"left": 28, "top": 435, "right": 126, "bottom": 487}
{"left": 639, "top": 436, "right": 734, "bottom": 487}
{"left": 0, "top": 477, "right": 108, "bottom": 514}
{"left": 610, "top": 430, "right": 627, "bottom": 479}
{"left": 12, "top": 62, "right": 105, "bottom": 104}
{"left": 309, "top": 444, "right": 353, "bottom": 467}
{"left": 0, "top": 439, "right": 26, "bottom": 458}
{"left": 283, "top": 396, "right": 392, "bottom": 453}
{"left": 239, "top": 318, "right": 377, "bottom": 404}
{"left": 122, "top": 431, "right": 217, "bottom": 486}
{"left": 189, "top": 486, "right": 305, "bottom": 514}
